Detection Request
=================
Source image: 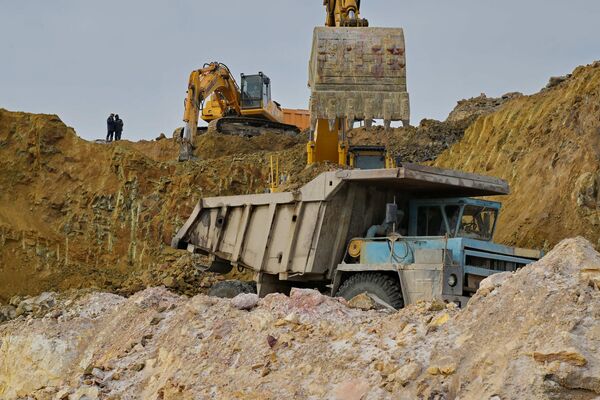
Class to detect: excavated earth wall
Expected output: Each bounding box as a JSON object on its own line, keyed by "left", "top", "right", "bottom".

{"left": 435, "top": 61, "right": 600, "bottom": 250}
{"left": 0, "top": 111, "right": 307, "bottom": 302}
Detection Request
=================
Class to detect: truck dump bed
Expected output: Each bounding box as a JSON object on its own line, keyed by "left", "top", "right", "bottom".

{"left": 172, "top": 165, "right": 508, "bottom": 279}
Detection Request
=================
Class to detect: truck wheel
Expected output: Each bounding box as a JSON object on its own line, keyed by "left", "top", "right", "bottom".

{"left": 208, "top": 280, "right": 257, "bottom": 299}
{"left": 336, "top": 273, "right": 404, "bottom": 309}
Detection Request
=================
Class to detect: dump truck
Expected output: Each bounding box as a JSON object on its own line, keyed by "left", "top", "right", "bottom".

{"left": 172, "top": 165, "right": 542, "bottom": 308}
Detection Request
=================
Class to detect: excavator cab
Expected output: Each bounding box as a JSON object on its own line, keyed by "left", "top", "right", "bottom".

{"left": 200, "top": 71, "right": 285, "bottom": 126}
{"left": 240, "top": 73, "right": 271, "bottom": 110}
{"left": 238, "top": 72, "right": 287, "bottom": 124}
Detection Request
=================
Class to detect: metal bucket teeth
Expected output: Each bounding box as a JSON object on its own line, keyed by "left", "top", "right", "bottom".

{"left": 309, "top": 27, "right": 410, "bottom": 126}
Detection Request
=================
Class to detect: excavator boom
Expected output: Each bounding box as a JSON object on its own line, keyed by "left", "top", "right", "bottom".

{"left": 323, "top": 0, "right": 367, "bottom": 27}
{"left": 179, "top": 63, "right": 241, "bottom": 161}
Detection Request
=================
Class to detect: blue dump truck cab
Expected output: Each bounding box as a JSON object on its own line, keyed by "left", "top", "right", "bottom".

{"left": 336, "top": 197, "right": 541, "bottom": 307}
{"left": 172, "top": 165, "right": 543, "bottom": 309}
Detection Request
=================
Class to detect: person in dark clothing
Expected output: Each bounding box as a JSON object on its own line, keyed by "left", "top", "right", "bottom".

{"left": 114, "top": 114, "right": 124, "bottom": 141}
{"left": 106, "top": 113, "right": 115, "bottom": 142}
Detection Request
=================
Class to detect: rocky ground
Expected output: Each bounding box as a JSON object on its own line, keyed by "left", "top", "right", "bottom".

{"left": 446, "top": 92, "right": 523, "bottom": 123}
{"left": 1, "top": 237, "right": 599, "bottom": 399}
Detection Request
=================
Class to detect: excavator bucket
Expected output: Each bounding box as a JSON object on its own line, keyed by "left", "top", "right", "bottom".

{"left": 308, "top": 27, "right": 410, "bottom": 129}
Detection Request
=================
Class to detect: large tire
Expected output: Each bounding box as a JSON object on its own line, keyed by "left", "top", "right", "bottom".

{"left": 208, "top": 280, "right": 257, "bottom": 299}
{"left": 336, "top": 273, "right": 404, "bottom": 309}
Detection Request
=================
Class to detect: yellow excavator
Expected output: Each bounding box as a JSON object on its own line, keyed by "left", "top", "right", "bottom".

{"left": 306, "top": 0, "right": 410, "bottom": 168}
{"left": 178, "top": 62, "right": 309, "bottom": 161}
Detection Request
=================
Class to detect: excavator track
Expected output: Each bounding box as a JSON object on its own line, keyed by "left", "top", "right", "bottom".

{"left": 211, "top": 117, "right": 300, "bottom": 137}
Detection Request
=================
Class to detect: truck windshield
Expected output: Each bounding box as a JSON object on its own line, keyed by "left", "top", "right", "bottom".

{"left": 241, "top": 75, "right": 263, "bottom": 109}
{"left": 458, "top": 206, "right": 497, "bottom": 241}
{"left": 417, "top": 206, "right": 447, "bottom": 236}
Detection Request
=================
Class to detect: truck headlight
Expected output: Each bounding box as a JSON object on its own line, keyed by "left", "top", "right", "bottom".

{"left": 448, "top": 274, "right": 457, "bottom": 287}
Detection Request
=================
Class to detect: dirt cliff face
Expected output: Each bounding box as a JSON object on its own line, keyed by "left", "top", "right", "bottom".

{"left": 435, "top": 62, "right": 600, "bottom": 250}
{"left": 0, "top": 110, "right": 306, "bottom": 302}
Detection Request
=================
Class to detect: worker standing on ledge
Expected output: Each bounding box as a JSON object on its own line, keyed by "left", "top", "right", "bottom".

{"left": 114, "top": 114, "right": 124, "bottom": 141}
{"left": 106, "top": 113, "right": 115, "bottom": 142}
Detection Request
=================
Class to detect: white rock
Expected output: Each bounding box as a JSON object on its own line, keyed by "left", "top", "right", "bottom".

{"left": 478, "top": 271, "right": 512, "bottom": 292}
{"left": 284, "top": 312, "right": 299, "bottom": 323}
{"left": 91, "top": 367, "right": 105, "bottom": 380}
{"left": 394, "top": 362, "right": 422, "bottom": 385}
{"left": 331, "top": 378, "right": 370, "bottom": 400}
{"left": 231, "top": 293, "right": 259, "bottom": 310}
{"left": 54, "top": 387, "right": 71, "bottom": 399}
{"left": 70, "top": 386, "right": 99, "bottom": 400}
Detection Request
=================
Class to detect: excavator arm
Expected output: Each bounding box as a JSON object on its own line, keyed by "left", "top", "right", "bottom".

{"left": 323, "top": 0, "right": 367, "bottom": 27}
{"left": 179, "top": 62, "right": 241, "bottom": 160}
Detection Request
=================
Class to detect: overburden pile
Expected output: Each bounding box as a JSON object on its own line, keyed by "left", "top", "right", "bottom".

{"left": 1, "top": 238, "right": 599, "bottom": 399}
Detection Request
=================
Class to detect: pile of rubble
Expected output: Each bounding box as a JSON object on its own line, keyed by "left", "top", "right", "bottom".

{"left": 347, "top": 92, "right": 518, "bottom": 164}
{"left": 0, "top": 292, "right": 58, "bottom": 323}
{"left": 1, "top": 238, "right": 599, "bottom": 399}
{"left": 446, "top": 92, "right": 522, "bottom": 122}
{"left": 348, "top": 118, "right": 470, "bottom": 163}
